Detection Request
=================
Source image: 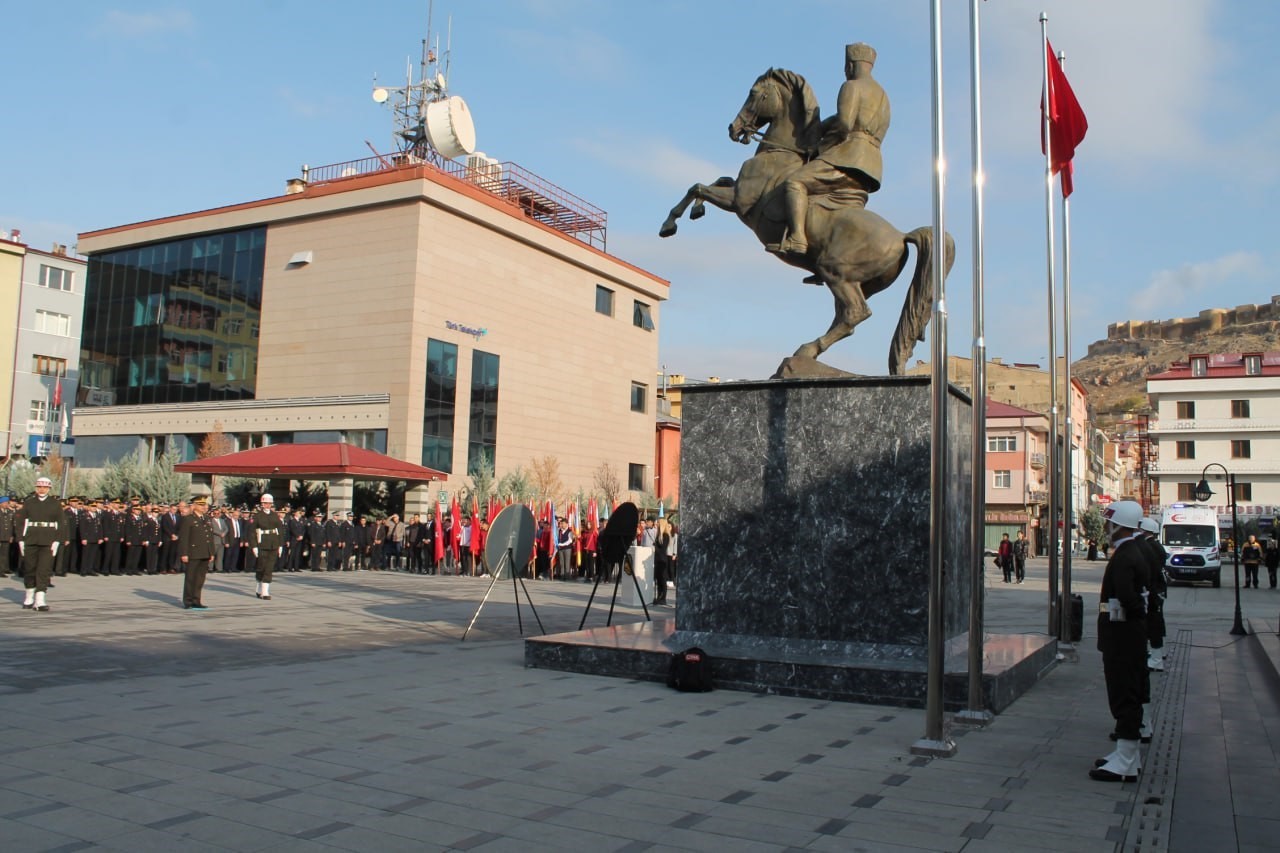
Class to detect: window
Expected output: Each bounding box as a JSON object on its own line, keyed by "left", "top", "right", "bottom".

{"left": 467, "top": 350, "right": 499, "bottom": 476}
{"left": 595, "top": 285, "right": 614, "bottom": 316}
{"left": 1190, "top": 357, "right": 1207, "bottom": 377}
{"left": 628, "top": 463, "right": 647, "bottom": 492}
{"left": 422, "top": 338, "right": 458, "bottom": 473}
{"left": 33, "top": 354, "right": 67, "bottom": 376}
{"left": 1176, "top": 401, "right": 1195, "bottom": 419}
{"left": 992, "top": 470, "right": 1012, "bottom": 489}
{"left": 34, "top": 309, "right": 71, "bottom": 336}
{"left": 1175, "top": 441, "right": 1195, "bottom": 459}
{"left": 1231, "top": 399, "right": 1250, "bottom": 418}
{"left": 223, "top": 318, "right": 243, "bottom": 335}
{"left": 1177, "top": 483, "right": 1197, "bottom": 501}
{"left": 38, "top": 264, "right": 73, "bottom": 291}
{"left": 1245, "top": 354, "right": 1262, "bottom": 376}
{"left": 631, "top": 382, "right": 648, "bottom": 413}
{"left": 633, "top": 300, "right": 654, "bottom": 331}
{"left": 987, "top": 435, "right": 1016, "bottom": 453}
{"left": 1234, "top": 482, "right": 1253, "bottom": 502}
{"left": 29, "top": 400, "right": 62, "bottom": 422}
{"left": 1232, "top": 440, "right": 1251, "bottom": 459}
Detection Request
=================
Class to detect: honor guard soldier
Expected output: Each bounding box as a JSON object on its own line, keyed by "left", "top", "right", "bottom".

{"left": 252, "top": 494, "right": 284, "bottom": 599}
{"left": 1091, "top": 500, "right": 1150, "bottom": 782}
{"left": 17, "top": 476, "right": 65, "bottom": 611}
{"left": 177, "top": 496, "right": 216, "bottom": 610}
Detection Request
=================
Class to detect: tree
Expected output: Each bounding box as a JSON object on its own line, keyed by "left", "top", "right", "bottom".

{"left": 223, "top": 476, "right": 266, "bottom": 508}
{"left": 497, "top": 466, "right": 534, "bottom": 502}
{"left": 98, "top": 452, "right": 146, "bottom": 500}
{"left": 530, "top": 455, "right": 564, "bottom": 503}
{"left": 290, "top": 480, "right": 328, "bottom": 516}
{"left": 5, "top": 459, "right": 39, "bottom": 498}
{"left": 144, "top": 452, "right": 191, "bottom": 504}
{"left": 1080, "top": 505, "right": 1104, "bottom": 546}
{"left": 593, "top": 461, "right": 622, "bottom": 509}
{"left": 467, "top": 449, "right": 496, "bottom": 507}
{"left": 197, "top": 421, "right": 236, "bottom": 503}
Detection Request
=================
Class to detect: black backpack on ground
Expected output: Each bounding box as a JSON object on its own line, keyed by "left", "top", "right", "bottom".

{"left": 667, "top": 647, "right": 713, "bottom": 692}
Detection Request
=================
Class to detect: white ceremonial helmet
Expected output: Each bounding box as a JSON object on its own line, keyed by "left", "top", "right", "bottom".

{"left": 1102, "top": 500, "right": 1143, "bottom": 531}
{"left": 1139, "top": 517, "right": 1160, "bottom": 535}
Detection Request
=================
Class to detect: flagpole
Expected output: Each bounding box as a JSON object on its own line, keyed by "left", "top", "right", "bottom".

{"left": 1058, "top": 51, "right": 1075, "bottom": 648}
{"left": 958, "top": 0, "right": 993, "bottom": 727}
{"left": 1040, "top": 12, "right": 1061, "bottom": 638}
{"left": 912, "top": 0, "right": 956, "bottom": 759}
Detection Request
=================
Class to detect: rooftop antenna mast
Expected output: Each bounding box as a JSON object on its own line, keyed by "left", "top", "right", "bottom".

{"left": 370, "top": 2, "right": 474, "bottom": 165}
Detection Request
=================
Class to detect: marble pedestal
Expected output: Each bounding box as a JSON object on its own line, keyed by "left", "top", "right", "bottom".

{"left": 527, "top": 377, "right": 1056, "bottom": 711}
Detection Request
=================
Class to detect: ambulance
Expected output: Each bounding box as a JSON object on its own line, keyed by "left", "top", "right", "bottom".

{"left": 1160, "top": 503, "right": 1222, "bottom": 587}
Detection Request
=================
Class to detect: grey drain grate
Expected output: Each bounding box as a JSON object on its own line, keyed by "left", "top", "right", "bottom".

{"left": 1123, "top": 627, "right": 1189, "bottom": 852}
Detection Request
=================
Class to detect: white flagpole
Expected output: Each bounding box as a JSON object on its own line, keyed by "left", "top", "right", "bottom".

{"left": 959, "top": 0, "right": 993, "bottom": 727}
{"left": 1059, "top": 48, "right": 1075, "bottom": 647}
{"left": 913, "top": 0, "right": 956, "bottom": 759}
{"left": 1040, "top": 12, "right": 1061, "bottom": 638}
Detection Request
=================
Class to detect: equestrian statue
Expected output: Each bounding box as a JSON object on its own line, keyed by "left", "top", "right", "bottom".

{"left": 659, "top": 43, "right": 954, "bottom": 376}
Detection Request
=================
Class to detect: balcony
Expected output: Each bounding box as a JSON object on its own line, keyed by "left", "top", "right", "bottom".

{"left": 1029, "top": 452, "right": 1046, "bottom": 469}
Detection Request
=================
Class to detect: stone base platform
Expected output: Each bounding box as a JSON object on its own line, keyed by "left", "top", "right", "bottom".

{"left": 525, "top": 619, "right": 1058, "bottom": 713}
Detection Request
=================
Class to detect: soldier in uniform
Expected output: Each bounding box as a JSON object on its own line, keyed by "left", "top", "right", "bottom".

{"left": 143, "top": 504, "right": 162, "bottom": 575}
{"left": 775, "top": 42, "right": 890, "bottom": 257}
{"left": 78, "top": 501, "right": 103, "bottom": 576}
{"left": 178, "top": 496, "right": 216, "bottom": 610}
{"left": 0, "top": 497, "right": 14, "bottom": 578}
{"left": 286, "top": 507, "right": 307, "bottom": 571}
{"left": 251, "top": 493, "right": 284, "bottom": 599}
{"left": 102, "top": 499, "right": 125, "bottom": 575}
{"left": 17, "top": 476, "right": 65, "bottom": 611}
{"left": 1090, "top": 500, "right": 1149, "bottom": 782}
{"left": 1138, "top": 517, "right": 1168, "bottom": 673}
{"left": 324, "top": 511, "right": 344, "bottom": 571}
{"left": 124, "top": 502, "right": 148, "bottom": 575}
{"left": 56, "top": 496, "right": 78, "bottom": 577}
{"left": 159, "top": 503, "right": 181, "bottom": 573}
{"left": 306, "top": 509, "right": 325, "bottom": 570}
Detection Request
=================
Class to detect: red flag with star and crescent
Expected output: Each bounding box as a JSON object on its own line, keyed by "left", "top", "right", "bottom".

{"left": 1041, "top": 39, "right": 1088, "bottom": 197}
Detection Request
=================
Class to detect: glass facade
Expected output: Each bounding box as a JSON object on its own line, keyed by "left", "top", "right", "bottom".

{"left": 79, "top": 227, "right": 266, "bottom": 406}
{"left": 468, "top": 350, "right": 499, "bottom": 476}
{"left": 423, "top": 338, "right": 458, "bottom": 473}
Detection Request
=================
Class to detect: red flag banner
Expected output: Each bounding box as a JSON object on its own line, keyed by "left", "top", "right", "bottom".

{"left": 1041, "top": 40, "right": 1088, "bottom": 197}
{"left": 52, "top": 377, "right": 62, "bottom": 409}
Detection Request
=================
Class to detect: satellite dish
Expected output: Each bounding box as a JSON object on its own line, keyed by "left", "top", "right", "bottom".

{"left": 435, "top": 72, "right": 447, "bottom": 91}
{"left": 484, "top": 504, "right": 536, "bottom": 579}
{"left": 372, "top": 87, "right": 389, "bottom": 104}
{"left": 424, "top": 95, "right": 476, "bottom": 159}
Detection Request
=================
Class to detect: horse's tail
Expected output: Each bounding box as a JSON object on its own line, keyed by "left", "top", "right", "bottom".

{"left": 889, "top": 227, "right": 956, "bottom": 375}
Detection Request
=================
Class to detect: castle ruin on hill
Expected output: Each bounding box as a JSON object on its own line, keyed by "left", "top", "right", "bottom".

{"left": 1090, "top": 296, "right": 1280, "bottom": 355}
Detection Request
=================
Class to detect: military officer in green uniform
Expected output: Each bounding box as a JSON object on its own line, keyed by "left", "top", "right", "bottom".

{"left": 178, "top": 496, "right": 216, "bottom": 610}
{"left": 17, "top": 476, "right": 65, "bottom": 611}
{"left": 252, "top": 493, "right": 284, "bottom": 600}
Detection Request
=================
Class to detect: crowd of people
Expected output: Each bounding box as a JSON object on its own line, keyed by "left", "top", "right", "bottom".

{"left": 3, "top": 489, "right": 682, "bottom": 610}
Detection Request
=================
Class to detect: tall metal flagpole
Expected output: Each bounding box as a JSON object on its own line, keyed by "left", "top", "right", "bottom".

{"left": 1040, "top": 12, "right": 1060, "bottom": 638}
{"left": 1058, "top": 50, "right": 1075, "bottom": 649}
{"left": 913, "top": 0, "right": 956, "bottom": 758}
{"left": 958, "top": 0, "right": 993, "bottom": 727}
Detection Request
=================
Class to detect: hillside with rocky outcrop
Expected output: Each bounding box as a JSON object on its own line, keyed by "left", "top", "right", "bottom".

{"left": 1073, "top": 297, "right": 1280, "bottom": 429}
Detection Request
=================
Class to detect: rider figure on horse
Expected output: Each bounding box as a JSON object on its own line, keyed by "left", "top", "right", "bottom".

{"left": 774, "top": 42, "right": 890, "bottom": 257}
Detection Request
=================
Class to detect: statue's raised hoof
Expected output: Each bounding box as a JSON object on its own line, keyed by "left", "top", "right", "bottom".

{"left": 690, "top": 205, "right": 705, "bottom": 220}
{"left": 802, "top": 274, "right": 824, "bottom": 286}
{"left": 658, "top": 223, "right": 677, "bottom": 238}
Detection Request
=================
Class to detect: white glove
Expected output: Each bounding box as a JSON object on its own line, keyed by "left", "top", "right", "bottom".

{"left": 50, "top": 542, "right": 59, "bottom": 556}
{"left": 18, "top": 542, "right": 25, "bottom": 556}
{"left": 252, "top": 548, "right": 259, "bottom": 557}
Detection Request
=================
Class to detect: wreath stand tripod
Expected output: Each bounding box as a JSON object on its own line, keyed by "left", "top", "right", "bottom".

{"left": 461, "top": 504, "right": 544, "bottom": 641}
{"left": 578, "top": 502, "right": 651, "bottom": 629}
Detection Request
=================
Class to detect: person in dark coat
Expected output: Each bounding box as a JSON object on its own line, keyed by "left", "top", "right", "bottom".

{"left": 1138, "top": 517, "right": 1168, "bottom": 673}
{"left": 306, "top": 510, "right": 325, "bottom": 570}
{"left": 251, "top": 494, "right": 284, "bottom": 598}
{"left": 997, "top": 533, "right": 1013, "bottom": 583}
{"left": 286, "top": 508, "right": 307, "bottom": 571}
{"left": 1265, "top": 537, "right": 1279, "bottom": 590}
{"left": 1091, "top": 500, "right": 1149, "bottom": 783}
{"left": 177, "top": 497, "right": 216, "bottom": 610}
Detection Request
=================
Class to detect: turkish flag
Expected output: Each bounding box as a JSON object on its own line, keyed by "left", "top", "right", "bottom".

{"left": 1041, "top": 40, "right": 1088, "bottom": 197}
{"left": 52, "top": 377, "right": 62, "bottom": 409}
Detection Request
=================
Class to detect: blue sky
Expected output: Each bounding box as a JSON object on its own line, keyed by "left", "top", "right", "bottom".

{"left": 3, "top": 1, "right": 1277, "bottom": 380}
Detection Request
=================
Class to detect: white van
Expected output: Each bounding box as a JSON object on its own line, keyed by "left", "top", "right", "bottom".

{"left": 1160, "top": 504, "right": 1222, "bottom": 587}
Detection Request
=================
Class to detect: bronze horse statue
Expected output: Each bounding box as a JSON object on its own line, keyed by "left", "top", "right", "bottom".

{"left": 659, "top": 68, "right": 953, "bottom": 374}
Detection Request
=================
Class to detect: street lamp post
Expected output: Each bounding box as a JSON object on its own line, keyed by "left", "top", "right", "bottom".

{"left": 1194, "top": 463, "right": 1247, "bottom": 636}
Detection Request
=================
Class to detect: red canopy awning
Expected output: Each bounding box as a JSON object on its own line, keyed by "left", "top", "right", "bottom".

{"left": 174, "top": 443, "right": 446, "bottom": 482}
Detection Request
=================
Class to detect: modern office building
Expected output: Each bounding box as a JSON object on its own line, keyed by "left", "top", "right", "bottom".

{"left": 73, "top": 154, "right": 668, "bottom": 509}
{"left": 1146, "top": 351, "right": 1280, "bottom": 524}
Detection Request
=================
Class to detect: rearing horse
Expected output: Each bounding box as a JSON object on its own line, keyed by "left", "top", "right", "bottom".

{"left": 659, "top": 68, "right": 953, "bottom": 374}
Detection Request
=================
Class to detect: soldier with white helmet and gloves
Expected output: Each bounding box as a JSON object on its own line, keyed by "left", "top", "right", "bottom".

{"left": 17, "top": 476, "right": 66, "bottom": 612}
{"left": 1137, "top": 517, "right": 1168, "bottom": 672}
{"left": 1091, "top": 500, "right": 1150, "bottom": 782}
